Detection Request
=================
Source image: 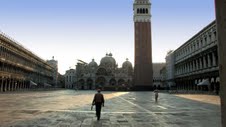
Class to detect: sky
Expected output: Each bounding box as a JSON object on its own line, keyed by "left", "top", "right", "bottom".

{"left": 0, "top": 0, "right": 215, "bottom": 74}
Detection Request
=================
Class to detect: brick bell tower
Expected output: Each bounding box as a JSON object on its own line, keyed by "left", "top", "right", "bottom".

{"left": 133, "top": 0, "right": 153, "bottom": 90}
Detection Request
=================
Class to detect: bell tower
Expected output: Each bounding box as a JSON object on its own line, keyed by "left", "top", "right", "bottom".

{"left": 133, "top": 0, "right": 153, "bottom": 90}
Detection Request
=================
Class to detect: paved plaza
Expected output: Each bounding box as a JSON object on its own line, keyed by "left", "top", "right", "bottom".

{"left": 0, "top": 90, "right": 221, "bottom": 127}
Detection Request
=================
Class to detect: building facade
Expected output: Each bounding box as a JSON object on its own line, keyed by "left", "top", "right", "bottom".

{"left": 165, "top": 50, "right": 175, "bottom": 89}
{"left": 47, "top": 56, "right": 58, "bottom": 87}
{"left": 0, "top": 32, "right": 54, "bottom": 92}
{"left": 64, "top": 69, "right": 76, "bottom": 89}
{"left": 153, "top": 63, "right": 165, "bottom": 89}
{"left": 76, "top": 53, "right": 133, "bottom": 90}
{"left": 133, "top": 0, "right": 153, "bottom": 90}
{"left": 57, "top": 73, "right": 65, "bottom": 88}
{"left": 173, "top": 21, "right": 219, "bottom": 93}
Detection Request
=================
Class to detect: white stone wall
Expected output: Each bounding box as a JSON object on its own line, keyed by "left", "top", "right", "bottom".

{"left": 153, "top": 63, "right": 165, "bottom": 88}
{"left": 165, "top": 51, "right": 175, "bottom": 87}
{"left": 64, "top": 69, "right": 76, "bottom": 89}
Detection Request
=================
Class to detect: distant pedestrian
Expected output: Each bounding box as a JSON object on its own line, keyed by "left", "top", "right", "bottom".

{"left": 92, "top": 89, "right": 105, "bottom": 121}
{"left": 154, "top": 89, "right": 159, "bottom": 102}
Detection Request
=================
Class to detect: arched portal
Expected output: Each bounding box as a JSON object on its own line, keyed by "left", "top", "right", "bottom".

{"left": 118, "top": 79, "right": 125, "bottom": 86}
{"left": 78, "top": 79, "right": 85, "bottom": 90}
{"left": 87, "top": 78, "right": 93, "bottom": 90}
{"left": 95, "top": 77, "right": 106, "bottom": 88}
{"left": 109, "top": 78, "right": 116, "bottom": 86}
{"left": 127, "top": 79, "right": 131, "bottom": 85}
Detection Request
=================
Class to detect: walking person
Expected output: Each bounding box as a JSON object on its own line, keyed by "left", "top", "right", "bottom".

{"left": 92, "top": 89, "right": 105, "bottom": 121}
{"left": 154, "top": 89, "right": 159, "bottom": 102}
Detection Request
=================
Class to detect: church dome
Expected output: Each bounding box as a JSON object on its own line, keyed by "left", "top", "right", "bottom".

{"left": 122, "top": 58, "right": 132, "bottom": 68}
{"left": 88, "top": 59, "right": 98, "bottom": 68}
{"left": 100, "top": 53, "right": 116, "bottom": 67}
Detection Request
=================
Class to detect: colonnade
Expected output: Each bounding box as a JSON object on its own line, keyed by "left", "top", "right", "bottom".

{"left": 0, "top": 76, "right": 29, "bottom": 92}
{"left": 175, "top": 76, "right": 220, "bottom": 94}
{"left": 0, "top": 32, "right": 54, "bottom": 93}
{"left": 175, "top": 50, "right": 218, "bottom": 75}
{"left": 173, "top": 21, "right": 219, "bottom": 93}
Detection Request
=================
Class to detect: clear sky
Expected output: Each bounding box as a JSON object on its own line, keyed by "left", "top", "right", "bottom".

{"left": 0, "top": 0, "right": 215, "bottom": 74}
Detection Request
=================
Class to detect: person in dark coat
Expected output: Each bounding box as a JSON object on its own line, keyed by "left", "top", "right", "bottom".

{"left": 92, "top": 89, "right": 105, "bottom": 120}
{"left": 154, "top": 89, "right": 159, "bottom": 102}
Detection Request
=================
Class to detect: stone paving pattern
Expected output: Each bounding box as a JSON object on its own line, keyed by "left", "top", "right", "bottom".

{"left": 0, "top": 90, "right": 221, "bottom": 127}
{"left": 176, "top": 94, "right": 220, "bottom": 105}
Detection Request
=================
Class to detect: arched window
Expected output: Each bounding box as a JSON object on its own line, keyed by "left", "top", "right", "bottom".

{"left": 96, "top": 68, "right": 107, "bottom": 75}
{"left": 209, "top": 34, "right": 212, "bottom": 42}
{"left": 139, "top": 8, "right": 142, "bottom": 14}
{"left": 146, "top": 9, "right": 148, "bottom": 13}
{"left": 143, "top": 8, "right": 145, "bottom": 14}
{"left": 200, "top": 39, "right": 203, "bottom": 47}
{"left": 137, "top": 8, "right": 141, "bottom": 14}
{"left": 197, "top": 41, "right": 199, "bottom": 48}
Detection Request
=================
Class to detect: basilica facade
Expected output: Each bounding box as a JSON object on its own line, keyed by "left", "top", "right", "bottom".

{"left": 75, "top": 53, "right": 133, "bottom": 90}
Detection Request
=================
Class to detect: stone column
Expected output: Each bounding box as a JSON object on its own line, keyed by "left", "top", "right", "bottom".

{"left": 181, "top": 66, "right": 183, "bottom": 74}
{"left": 193, "top": 60, "right": 195, "bottom": 71}
{"left": 178, "top": 67, "right": 180, "bottom": 74}
{"left": 203, "top": 56, "right": 207, "bottom": 68}
{"left": 17, "top": 81, "right": 20, "bottom": 90}
{"left": 196, "top": 59, "right": 199, "bottom": 70}
{"left": 206, "top": 34, "right": 209, "bottom": 44}
{"left": 207, "top": 54, "right": 211, "bottom": 67}
{"left": 4, "top": 79, "right": 7, "bottom": 92}
{"left": 188, "top": 62, "right": 191, "bottom": 72}
{"left": 21, "top": 80, "right": 24, "bottom": 90}
{"left": 24, "top": 82, "right": 26, "bottom": 89}
{"left": 0, "top": 77, "right": 3, "bottom": 92}
{"left": 12, "top": 79, "right": 15, "bottom": 91}
{"left": 179, "top": 67, "right": 182, "bottom": 74}
{"left": 14, "top": 80, "right": 17, "bottom": 91}
{"left": 191, "top": 60, "right": 195, "bottom": 71}
{"left": 200, "top": 58, "right": 203, "bottom": 69}
{"left": 21, "top": 81, "right": 24, "bottom": 89}
{"left": 194, "top": 83, "right": 197, "bottom": 91}
{"left": 8, "top": 79, "right": 11, "bottom": 91}
{"left": 181, "top": 66, "right": 184, "bottom": 74}
{"left": 187, "top": 64, "right": 189, "bottom": 73}
{"left": 212, "top": 52, "right": 217, "bottom": 66}
{"left": 11, "top": 79, "right": 14, "bottom": 91}
{"left": 187, "top": 64, "right": 190, "bottom": 73}
{"left": 21, "top": 81, "right": 23, "bottom": 90}
{"left": 213, "top": 82, "right": 216, "bottom": 93}
{"left": 215, "top": 0, "right": 226, "bottom": 126}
